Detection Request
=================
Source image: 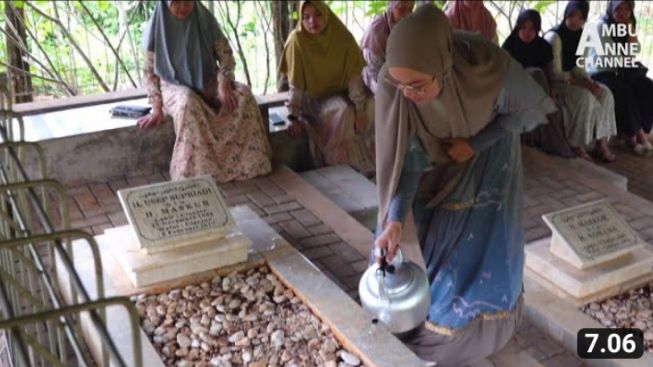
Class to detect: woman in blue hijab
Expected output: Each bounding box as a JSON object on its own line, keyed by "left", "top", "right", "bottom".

{"left": 138, "top": 0, "right": 271, "bottom": 183}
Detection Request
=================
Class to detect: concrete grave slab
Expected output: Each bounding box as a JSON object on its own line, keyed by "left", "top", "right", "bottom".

{"left": 117, "top": 175, "right": 235, "bottom": 253}
{"left": 526, "top": 237, "right": 653, "bottom": 303}
{"left": 543, "top": 200, "right": 643, "bottom": 270}
{"left": 105, "top": 225, "right": 250, "bottom": 288}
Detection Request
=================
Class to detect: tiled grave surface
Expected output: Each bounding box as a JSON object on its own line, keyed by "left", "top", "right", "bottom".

{"left": 61, "top": 154, "right": 616, "bottom": 366}
{"left": 597, "top": 140, "right": 653, "bottom": 204}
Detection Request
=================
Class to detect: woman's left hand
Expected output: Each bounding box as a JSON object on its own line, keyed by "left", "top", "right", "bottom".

{"left": 354, "top": 110, "right": 368, "bottom": 135}
{"left": 218, "top": 81, "right": 238, "bottom": 113}
{"left": 446, "top": 138, "right": 475, "bottom": 163}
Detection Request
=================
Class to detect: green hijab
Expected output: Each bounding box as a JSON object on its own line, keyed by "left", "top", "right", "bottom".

{"left": 279, "top": 0, "right": 366, "bottom": 98}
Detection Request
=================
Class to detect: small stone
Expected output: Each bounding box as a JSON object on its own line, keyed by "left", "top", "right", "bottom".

{"left": 142, "top": 319, "right": 155, "bottom": 335}
{"left": 235, "top": 337, "right": 251, "bottom": 347}
{"left": 229, "top": 331, "right": 245, "bottom": 344}
{"left": 177, "top": 361, "right": 193, "bottom": 367}
{"left": 270, "top": 330, "right": 285, "bottom": 348}
{"left": 209, "top": 323, "right": 223, "bottom": 335}
{"left": 242, "top": 350, "right": 252, "bottom": 363}
{"left": 228, "top": 299, "right": 242, "bottom": 309}
{"left": 340, "top": 351, "right": 360, "bottom": 366}
{"left": 201, "top": 341, "right": 211, "bottom": 352}
{"left": 323, "top": 339, "right": 338, "bottom": 353}
{"left": 176, "top": 334, "right": 191, "bottom": 349}
{"left": 644, "top": 331, "right": 653, "bottom": 341}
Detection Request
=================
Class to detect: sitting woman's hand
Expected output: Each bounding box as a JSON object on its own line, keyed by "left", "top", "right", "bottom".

{"left": 137, "top": 107, "right": 164, "bottom": 129}
{"left": 287, "top": 120, "right": 305, "bottom": 138}
{"left": 218, "top": 81, "right": 238, "bottom": 113}
{"left": 354, "top": 110, "right": 368, "bottom": 135}
{"left": 375, "top": 221, "right": 403, "bottom": 264}
{"left": 446, "top": 138, "right": 475, "bottom": 163}
{"left": 589, "top": 82, "right": 603, "bottom": 99}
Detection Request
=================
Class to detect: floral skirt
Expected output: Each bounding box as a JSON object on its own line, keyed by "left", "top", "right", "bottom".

{"left": 162, "top": 81, "right": 272, "bottom": 183}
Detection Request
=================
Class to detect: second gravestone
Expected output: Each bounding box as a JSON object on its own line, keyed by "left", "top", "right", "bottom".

{"left": 105, "top": 176, "right": 251, "bottom": 288}
{"left": 526, "top": 200, "right": 653, "bottom": 305}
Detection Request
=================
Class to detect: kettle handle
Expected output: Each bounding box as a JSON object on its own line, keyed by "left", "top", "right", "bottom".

{"left": 373, "top": 246, "right": 405, "bottom": 268}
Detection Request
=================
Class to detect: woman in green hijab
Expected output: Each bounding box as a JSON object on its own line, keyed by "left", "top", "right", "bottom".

{"left": 279, "top": 0, "right": 375, "bottom": 176}
{"left": 374, "top": 5, "right": 556, "bottom": 366}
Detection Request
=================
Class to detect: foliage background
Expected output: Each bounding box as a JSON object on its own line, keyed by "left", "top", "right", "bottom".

{"left": 1, "top": 0, "right": 652, "bottom": 101}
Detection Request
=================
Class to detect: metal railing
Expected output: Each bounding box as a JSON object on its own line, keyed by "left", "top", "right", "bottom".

{"left": 0, "top": 88, "right": 142, "bottom": 366}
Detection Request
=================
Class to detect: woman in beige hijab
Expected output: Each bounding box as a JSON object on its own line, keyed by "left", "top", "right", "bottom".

{"left": 279, "top": 0, "right": 375, "bottom": 175}
{"left": 374, "top": 5, "right": 556, "bottom": 366}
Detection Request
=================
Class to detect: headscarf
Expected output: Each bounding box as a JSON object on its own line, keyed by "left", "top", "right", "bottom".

{"left": 551, "top": 1, "right": 590, "bottom": 71}
{"left": 279, "top": 1, "right": 366, "bottom": 98}
{"left": 376, "top": 5, "right": 510, "bottom": 226}
{"left": 603, "top": 0, "right": 636, "bottom": 44}
{"left": 445, "top": 0, "right": 497, "bottom": 41}
{"left": 501, "top": 9, "right": 553, "bottom": 69}
{"left": 143, "top": 0, "right": 225, "bottom": 92}
{"left": 361, "top": 1, "right": 402, "bottom": 59}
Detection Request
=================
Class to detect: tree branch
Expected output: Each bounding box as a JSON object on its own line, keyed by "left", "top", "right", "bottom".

{"left": 25, "top": 0, "right": 110, "bottom": 91}
{"left": 78, "top": 0, "right": 137, "bottom": 88}
{"left": 216, "top": 0, "right": 252, "bottom": 87}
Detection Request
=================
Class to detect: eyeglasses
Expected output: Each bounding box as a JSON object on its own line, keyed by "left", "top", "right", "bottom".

{"left": 383, "top": 75, "right": 436, "bottom": 96}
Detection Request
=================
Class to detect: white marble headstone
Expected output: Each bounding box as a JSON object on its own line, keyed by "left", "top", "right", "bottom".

{"left": 118, "top": 176, "right": 235, "bottom": 253}
{"left": 542, "top": 200, "right": 642, "bottom": 270}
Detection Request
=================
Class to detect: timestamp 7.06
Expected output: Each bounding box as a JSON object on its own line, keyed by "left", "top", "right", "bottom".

{"left": 577, "top": 328, "right": 644, "bottom": 359}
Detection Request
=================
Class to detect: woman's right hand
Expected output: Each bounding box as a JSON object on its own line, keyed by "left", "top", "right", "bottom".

{"left": 287, "top": 120, "right": 304, "bottom": 138}
{"left": 137, "top": 108, "right": 164, "bottom": 129}
{"left": 375, "top": 221, "right": 403, "bottom": 264}
{"left": 589, "top": 82, "right": 603, "bottom": 99}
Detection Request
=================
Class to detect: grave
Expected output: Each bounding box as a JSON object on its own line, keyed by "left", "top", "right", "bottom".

{"left": 55, "top": 205, "right": 425, "bottom": 367}
{"left": 526, "top": 200, "right": 653, "bottom": 305}
{"left": 108, "top": 175, "right": 251, "bottom": 287}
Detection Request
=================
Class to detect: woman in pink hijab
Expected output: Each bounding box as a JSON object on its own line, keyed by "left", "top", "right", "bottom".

{"left": 361, "top": 0, "right": 415, "bottom": 93}
{"left": 446, "top": 0, "right": 498, "bottom": 43}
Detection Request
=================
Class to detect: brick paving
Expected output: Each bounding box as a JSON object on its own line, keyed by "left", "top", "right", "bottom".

{"left": 58, "top": 145, "right": 653, "bottom": 366}
{"left": 596, "top": 140, "right": 653, "bottom": 203}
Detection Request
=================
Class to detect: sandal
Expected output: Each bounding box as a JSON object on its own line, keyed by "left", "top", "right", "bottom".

{"left": 633, "top": 144, "right": 652, "bottom": 156}
{"left": 642, "top": 140, "right": 653, "bottom": 152}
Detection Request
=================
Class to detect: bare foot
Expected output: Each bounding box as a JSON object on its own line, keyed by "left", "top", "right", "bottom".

{"left": 575, "top": 146, "right": 593, "bottom": 162}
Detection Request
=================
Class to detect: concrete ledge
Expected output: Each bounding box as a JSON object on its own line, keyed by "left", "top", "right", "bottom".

{"left": 15, "top": 88, "right": 147, "bottom": 116}
{"left": 23, "top": 120, "right": 174, "bottom": 185}
{"left": 301, "top": 165, "right": 378, "bottom": 231}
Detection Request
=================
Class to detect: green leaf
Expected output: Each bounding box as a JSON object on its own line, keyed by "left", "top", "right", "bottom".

{"left": 532, "top": 0, "right": 556, "bottom": 13}
{"left": 11, "top": 0, "right": 25, "bottom": 9}
{"left": 365, "top": 0, "right": 388, "bottom": 17}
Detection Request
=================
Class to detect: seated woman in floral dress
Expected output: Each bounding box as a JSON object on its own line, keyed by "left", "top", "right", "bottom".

{"left": 138, "top": 0, "right": 271, "bottom": 182}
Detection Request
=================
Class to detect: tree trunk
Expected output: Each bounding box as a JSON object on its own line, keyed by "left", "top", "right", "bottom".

{"left": 5, "top": 2, "right": 33, "bottom": 103}
{"left": 271, "top": 0, "right": 297, "bottom": 91}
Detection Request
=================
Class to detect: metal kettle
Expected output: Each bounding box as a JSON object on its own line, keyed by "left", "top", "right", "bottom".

{"left": 358, "top": 249, "right": 431, "bottom": 335}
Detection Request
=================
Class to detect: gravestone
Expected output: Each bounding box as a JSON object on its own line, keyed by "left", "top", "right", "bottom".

{"left": 106, "top": 176, "right": 250, "bottom": 288}
{"left": 526, "top": 200, "right": 653, "bottom": 305}
{"left": 118, "top": 176, "right": 235, "bottom": 253}
{"left": 543, "top": 201, "right": 640, "bottom": 270}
